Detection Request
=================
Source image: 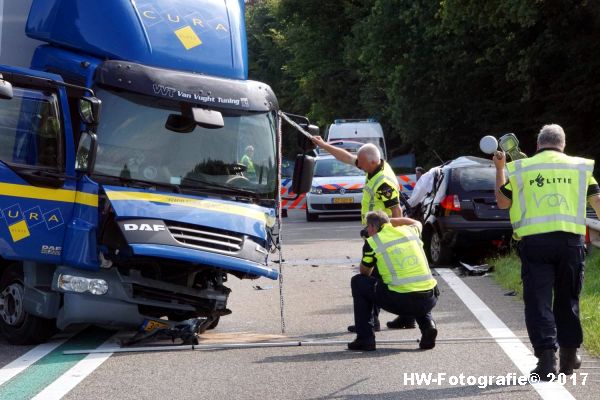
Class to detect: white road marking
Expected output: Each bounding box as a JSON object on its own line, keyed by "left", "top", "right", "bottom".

{"left": 30, "top": 333, "right": 120, "bottom": 400}
{"left": 277, "top": 257, "right": 361, "bottom": 266}
{"left": 436, "top": 268, "right": 575, "bottom": 400}
{"left": 0, "top": 335, "right": 71, "bottom": 386}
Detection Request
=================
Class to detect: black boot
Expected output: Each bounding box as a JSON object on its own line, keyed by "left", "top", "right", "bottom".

{"left": 348, "top": 318, "right": 381, "bottom": 333}
{"left": 531, "top": 349, "right": 557, "bottom": 381}
{"left": 387, "top": 316, "right": 416, "bottom": 329}
{"left": 559, "top": 348, "right": 582, "bottom": 375}
{"left": 348, "top": 337, "right": 376, "bottom": 351}
{"left": 419, "top": 320, "right": 437, "bottom": 349}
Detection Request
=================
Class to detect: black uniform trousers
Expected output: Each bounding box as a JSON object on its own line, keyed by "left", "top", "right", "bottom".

{"left": 518, "top": 232, "right": 585, "bottom": 351}
{"left": 351, "top": 274, "right": 437, "bottom": 340}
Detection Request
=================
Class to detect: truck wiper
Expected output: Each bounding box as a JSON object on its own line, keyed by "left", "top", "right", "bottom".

{"left": 91, "top": 172, "right": 181, "bottom": 193}
{"left": 180, "top": 176, "right": 259, "bottom": 200}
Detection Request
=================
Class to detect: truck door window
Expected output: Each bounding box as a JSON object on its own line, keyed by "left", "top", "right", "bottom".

{"left": 0, "top": 87, "right": 62, "bottom": 170}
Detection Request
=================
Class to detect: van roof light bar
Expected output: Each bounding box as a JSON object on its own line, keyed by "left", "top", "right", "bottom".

{"left": 334, "top": 118, "right": 379, "bottom": 124}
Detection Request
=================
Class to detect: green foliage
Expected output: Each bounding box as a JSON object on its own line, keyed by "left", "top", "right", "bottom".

{"left": 490, "top": 250, "right": 600, "bottom": 356}
{"left": 246, "top": 0, "right": 600, "bottom": 170}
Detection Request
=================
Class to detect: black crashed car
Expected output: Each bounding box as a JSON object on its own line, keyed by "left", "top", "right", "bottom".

{"left": 416, "top": 156, "right": 513, "bottom": 265}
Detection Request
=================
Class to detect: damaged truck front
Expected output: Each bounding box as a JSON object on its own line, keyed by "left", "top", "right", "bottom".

{"left": 0, "top": 0, "right": 315, "bottom": 344}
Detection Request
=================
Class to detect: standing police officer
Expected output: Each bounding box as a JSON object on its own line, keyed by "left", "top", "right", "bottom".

{"left": 310, "top": 137, "right": 417, "bottom": 331}
{"left": 494, "top": 124, "right": 600, "bottom": 380}
{"left": 348, "top": 211, "right": 438, "bottom": 351}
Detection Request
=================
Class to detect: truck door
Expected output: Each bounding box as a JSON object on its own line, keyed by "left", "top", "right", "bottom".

{"left": 0, "top": 66, "right": 78, "bottom": 264}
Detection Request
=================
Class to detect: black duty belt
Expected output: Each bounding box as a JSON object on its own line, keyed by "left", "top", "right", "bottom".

{"left": 410, "top": 288, "right": 435, "bottom": 298}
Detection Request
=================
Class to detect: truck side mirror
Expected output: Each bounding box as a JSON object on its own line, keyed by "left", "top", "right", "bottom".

{"left": 79, "top": 97, "right": 102, "bottom": 125}
{"left": 290, "top": 154, "right": 315, "bottom": 194}
{"left": 0, "top": 76, "right": 14, "bottom": 100}
{"left": 296, "top": 124, "right": 319, "bottom": 152}
{"left": 76, "top": 132, "right": 98, "bottom": 175}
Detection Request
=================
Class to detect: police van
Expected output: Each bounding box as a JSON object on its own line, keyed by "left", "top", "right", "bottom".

{"left": 326, "top": 118, "right": 387, "bottom": 159}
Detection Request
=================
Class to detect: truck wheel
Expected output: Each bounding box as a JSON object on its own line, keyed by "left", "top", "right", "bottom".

{"left": 306, "top": 209, "right": 319, "bottom": 222}
{"left": 426, "top": 230, "right": 452, "bottom": 266}
{"left": 0, "top": 265, "right": 57, "bottom": 345}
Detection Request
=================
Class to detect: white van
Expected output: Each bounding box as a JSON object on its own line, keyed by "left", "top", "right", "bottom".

{"left": 326, "top": 118, "right": 387, "bottom": 159}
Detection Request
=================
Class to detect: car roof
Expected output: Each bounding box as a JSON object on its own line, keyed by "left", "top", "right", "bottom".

{"left": 442, "top": 156, "right": 493, "bottom": 169}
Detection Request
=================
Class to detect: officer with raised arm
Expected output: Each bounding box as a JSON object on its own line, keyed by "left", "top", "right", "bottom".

{"left": 494, "top": 124, "right": 600, "bottom": 380}
{"left": 310, "top": 136, "right": 417, "bottom": 332}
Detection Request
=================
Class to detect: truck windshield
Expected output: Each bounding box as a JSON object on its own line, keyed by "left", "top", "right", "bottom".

{"left": 92, "top": 88, "right": 277, "bottom": 198}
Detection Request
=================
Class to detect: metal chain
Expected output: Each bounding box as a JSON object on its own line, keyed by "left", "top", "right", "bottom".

{"left": 276, "top": 112, "right": 286, "bottom": 334}
{"left": 278, "top": 243, "right": 285, "bottom": 334}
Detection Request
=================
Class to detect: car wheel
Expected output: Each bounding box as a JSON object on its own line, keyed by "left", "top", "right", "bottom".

{"left": 0, "top": 265, "right": 57, "bottom": 345}
{"left": 306, "top": 209, "right": 319, "bottom": 222}
{"left": 426, "top": 230, "right": 453, "bottom": 266}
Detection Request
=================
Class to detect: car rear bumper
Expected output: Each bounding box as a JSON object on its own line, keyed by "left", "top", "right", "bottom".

{"left": 437, "top": 219, "right": 513, "bottom": 247}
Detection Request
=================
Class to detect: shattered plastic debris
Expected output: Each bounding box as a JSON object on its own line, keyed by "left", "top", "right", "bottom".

{"left": 459, "top": 261, "right": 493, "bottom": 275}
{"left": 253, "top": 285, "right": 273, "bottom": 290}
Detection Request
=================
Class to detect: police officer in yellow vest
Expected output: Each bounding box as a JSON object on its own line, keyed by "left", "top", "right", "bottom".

{"left": 347, "top": 210, "right": 438, "bottom": 351}
{"left": 310, "top": 136, "right": 417, "bottom": 331}
{"left": 240, "top": 145, "right": 256, "bottom": 180}
{"left": 494, "top": 124, "right": 600, "bottom": 380}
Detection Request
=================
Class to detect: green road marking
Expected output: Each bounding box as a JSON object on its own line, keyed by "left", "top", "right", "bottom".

{"left": 0, "top": 328, "right": 114, "bottom": 400}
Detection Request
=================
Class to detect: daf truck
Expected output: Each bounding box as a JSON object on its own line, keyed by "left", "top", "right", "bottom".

{"left": 0, "top": 0, "right": 314, "bottom": 344}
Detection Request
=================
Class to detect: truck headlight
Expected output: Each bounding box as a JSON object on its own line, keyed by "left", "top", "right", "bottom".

{"left": 58, "top": 274, "right": 108, "bottom": 295}
{"left": 310, "top": 186, "right": 322, "bottom": 194}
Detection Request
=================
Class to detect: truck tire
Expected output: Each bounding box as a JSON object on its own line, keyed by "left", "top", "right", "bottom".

{"left": 0, "top": 265, "right": 57, "bottom": 345}
{"left": 425, "top": 229, "right": 453, "bottom": 266}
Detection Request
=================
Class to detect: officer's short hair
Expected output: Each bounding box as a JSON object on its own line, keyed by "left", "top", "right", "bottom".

{"left": 365, "top": 210, "right": 389, "bottom": 231}
{"left": 538, "top": 124, "right": 566, "bottom": 149}
{"left": 357, "top": 143, "right": 381, "bottom": 163}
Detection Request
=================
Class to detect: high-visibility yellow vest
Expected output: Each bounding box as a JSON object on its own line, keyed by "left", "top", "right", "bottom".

{"left": 241, "top": 154, "right": 255, "bottom": 175}
{"left": 505, "top": 150, "right": 594, "bottom": 238}
{"left": 361, "top": 161, "right": 399, "bottom": 224}
{"left": 367, "top": 223, "right": 437, "bottom": 293}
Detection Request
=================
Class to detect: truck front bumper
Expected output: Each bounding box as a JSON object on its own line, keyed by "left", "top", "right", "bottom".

{"left": 52, "top": 266, "right": 228, "bottom": 330}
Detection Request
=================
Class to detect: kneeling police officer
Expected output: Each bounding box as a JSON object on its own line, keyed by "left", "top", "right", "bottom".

{"left": 348, "top": 210, "right": 439, "bottom": 351}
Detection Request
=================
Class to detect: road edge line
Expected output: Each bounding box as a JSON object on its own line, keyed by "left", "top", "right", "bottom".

{"left": 436, "top": 268, "right": 575, "bottom": 400}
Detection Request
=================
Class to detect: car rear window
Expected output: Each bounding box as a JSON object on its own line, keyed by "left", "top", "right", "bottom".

{"left": 452, "top": 167, "right": 496, "bottom": 192}
{"left": 314, "top": 158, "right": 364, "bottom": 177}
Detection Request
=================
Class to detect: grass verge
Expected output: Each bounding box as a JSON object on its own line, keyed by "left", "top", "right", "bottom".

{"left": 488, "top": 249, "right": 600, "bottom": 356}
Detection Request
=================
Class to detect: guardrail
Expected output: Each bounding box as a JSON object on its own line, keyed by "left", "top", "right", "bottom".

{"left": 587, "top": 218, "right": 600, "bottom": 249}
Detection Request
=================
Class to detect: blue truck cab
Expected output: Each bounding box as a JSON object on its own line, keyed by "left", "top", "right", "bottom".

{"left": 0, "top": 0, "right": 314, "bottom": 344}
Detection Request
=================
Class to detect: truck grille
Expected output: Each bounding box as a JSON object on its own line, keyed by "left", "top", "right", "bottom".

{"left": 167, "top": 222, "right": 244, "bottom": 255}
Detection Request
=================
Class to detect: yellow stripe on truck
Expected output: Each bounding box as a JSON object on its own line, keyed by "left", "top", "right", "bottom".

{"left": 0, "top": 182, "right": 98, "bottom": 207}
{"left": 105, "top": 191, "right": 269, "bottom": 224}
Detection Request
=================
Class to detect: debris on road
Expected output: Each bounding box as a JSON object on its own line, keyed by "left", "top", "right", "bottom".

{"left": 459, "top": 261, "right": 494, "bottom": 275}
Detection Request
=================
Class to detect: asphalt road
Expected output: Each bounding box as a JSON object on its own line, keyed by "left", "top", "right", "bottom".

{"left": 1, "top": 210, "right": 599, "bottom": 399}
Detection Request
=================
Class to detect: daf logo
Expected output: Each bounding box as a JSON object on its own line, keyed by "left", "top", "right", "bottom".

{"left": 339, "top": 188, "right": 346, "bottom": 195}
{"left": 124, "top": 223, "right": 166, "bottom": 232}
